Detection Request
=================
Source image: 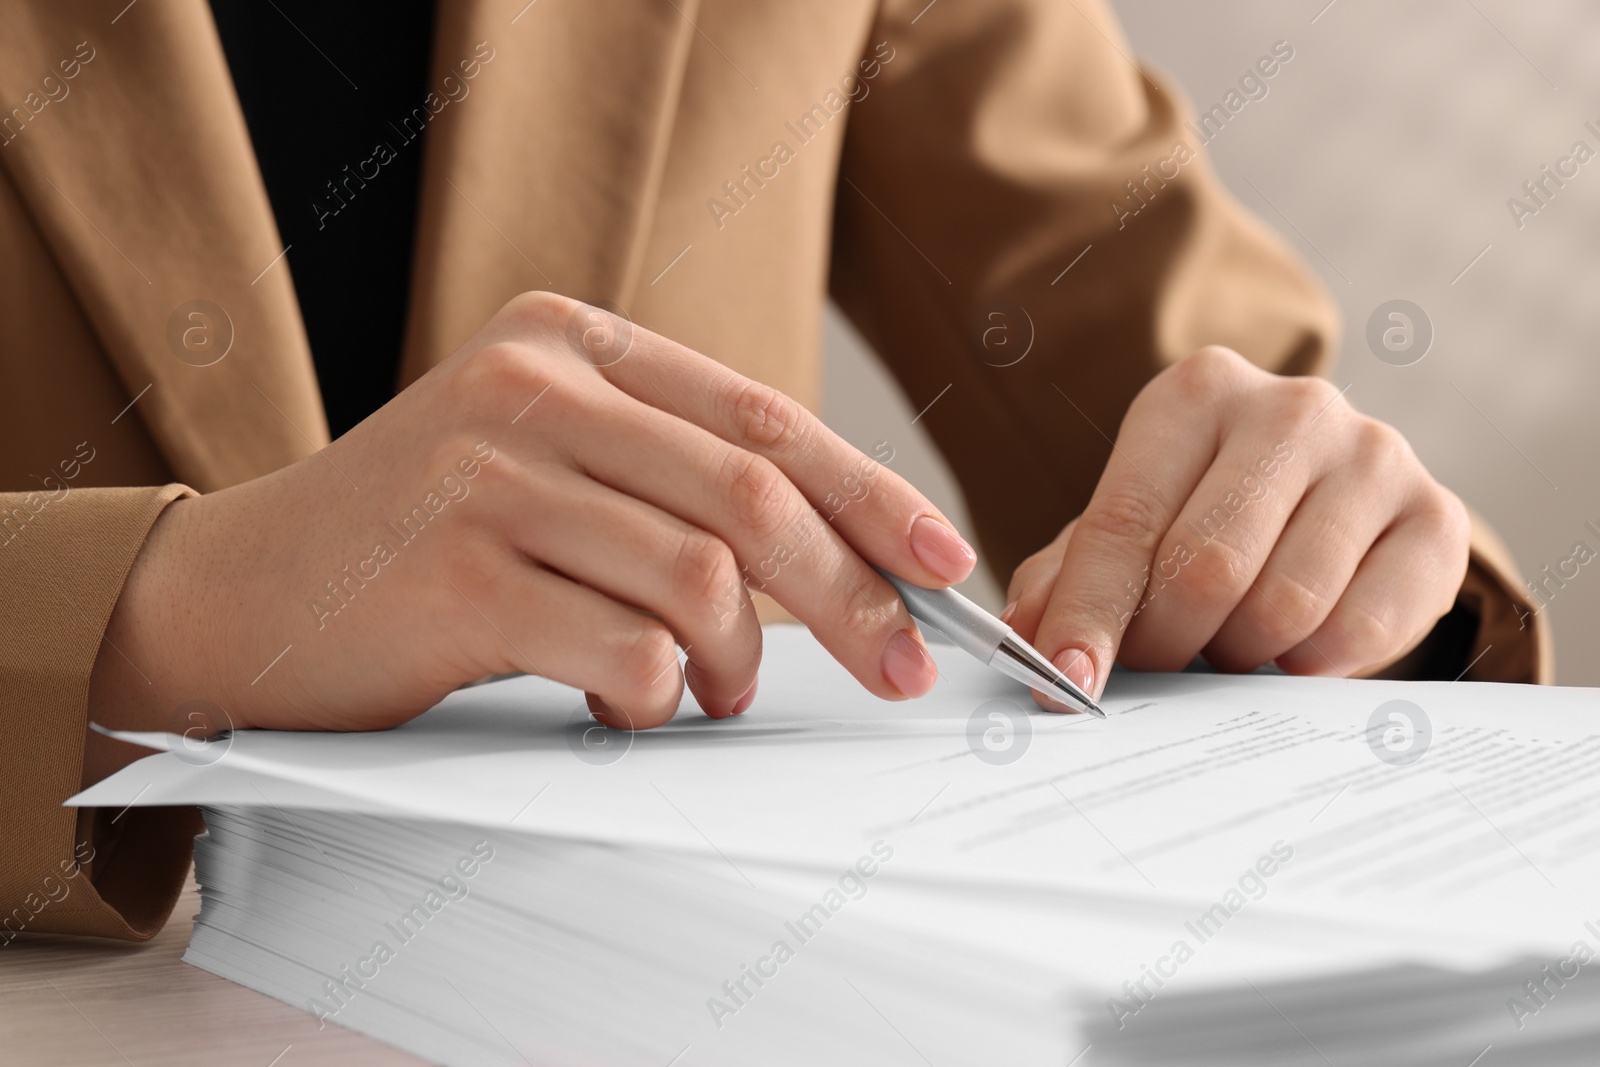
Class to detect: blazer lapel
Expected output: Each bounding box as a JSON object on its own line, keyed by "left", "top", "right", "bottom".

{"left": 0, "top": 0, "right": 325, "bottom": 492}
{"left": 401, "top": 0, "right": 700, "bottom": 383}
{"left": 0, "top": 0, "right": 700, "bottom": 482}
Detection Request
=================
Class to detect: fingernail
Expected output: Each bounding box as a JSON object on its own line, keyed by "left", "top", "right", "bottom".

{"left": 1054, "top": 647, "right": 1097, "bottom": 704}
{"left": 730, "top": 678, "right": 758, "bottom": 716}
{"left": 881, "top": 628, "right": 937, "bottom": 698}
{"left": 909, "top": 515, "right": 977, "bottom": 583}
{"left": 999, "top": 600, "right": 1018, "bottom": 625}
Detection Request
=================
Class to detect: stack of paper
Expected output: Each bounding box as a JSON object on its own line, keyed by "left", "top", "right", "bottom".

{"left": 74, "top": 626, "right": 1600, "bottom": 1065}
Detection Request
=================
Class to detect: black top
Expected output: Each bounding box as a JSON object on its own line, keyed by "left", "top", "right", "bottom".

{"left": 208, "top": 1, "right": 437, "bottom": 438}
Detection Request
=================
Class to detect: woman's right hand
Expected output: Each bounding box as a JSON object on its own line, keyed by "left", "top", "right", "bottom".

{"left": 85, "top": 292, "right": 977, "bottom": 764}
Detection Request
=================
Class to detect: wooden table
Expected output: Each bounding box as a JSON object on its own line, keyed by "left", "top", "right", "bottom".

{"left": 0, "top": 872, "right": 427, "bottom": 1066}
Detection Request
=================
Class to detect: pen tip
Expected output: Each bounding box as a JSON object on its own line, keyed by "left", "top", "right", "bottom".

{"left": 1047, "top": 680, "right": 1104, "bottom": 717}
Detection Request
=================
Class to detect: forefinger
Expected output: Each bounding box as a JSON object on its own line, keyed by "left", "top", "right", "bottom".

{"left": 577, "top": 307, "right": 979, "bottom": 589}
{"left": 1025, "top": 378, "right": 1221, "bottom": 705}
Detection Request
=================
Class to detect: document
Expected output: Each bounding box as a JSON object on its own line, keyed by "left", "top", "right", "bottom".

{"left": 72, "top": 625, "right": 1600, "bottom": 1065}
{"left": 75, "top": 626, "right": 1600, "bottom": 937}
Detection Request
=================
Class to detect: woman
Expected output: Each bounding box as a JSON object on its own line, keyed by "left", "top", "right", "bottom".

{"left": 0, "top": 0, "right": 1542, "bottom": 944}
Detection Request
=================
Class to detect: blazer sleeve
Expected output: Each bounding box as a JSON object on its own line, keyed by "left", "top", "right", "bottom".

{"left": 0, "top": 484, "right": 203, "bottom": 943}
{"left": 830, "top": 0, "right": 1549, "bottom": 683}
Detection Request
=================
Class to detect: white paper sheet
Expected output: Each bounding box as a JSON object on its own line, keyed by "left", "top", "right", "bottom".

{"left": 74, "top": 624, "right": 1600, "bottom": 954}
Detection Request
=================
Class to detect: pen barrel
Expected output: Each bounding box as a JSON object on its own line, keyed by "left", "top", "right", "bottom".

{"left": 874, "top": 567, "right": 1009, "bottom": 661}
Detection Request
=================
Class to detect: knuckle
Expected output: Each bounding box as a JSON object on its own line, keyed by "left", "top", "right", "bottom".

{"left": 1327, "top": 602, "right": 1394, "bottom": 665}
{"left": 1425, "top": 487, "right": 1472, "bottom": 550}
{"left": 1175, "top": 536, "right": 1255, "bottom": 607}
{"left": 1081, "top": 489, "right": 1167, "bottom": 555}
{"left": 1192, "top": 344, "right": 1247, "bottom": 371}
{"left": 1277, "top": 376, "right": 1338, "bottom": 426}
{"left": 1350, "top": 418, "right": 1413, "bottom": 478}
{"left": 1164, "top": 346, "right": 1244, "bottom": 401}
{"left": 498, "top": 290, "right": 574, "bottom": 329}
{"left": 617, "top": 624, "right": 679, "bottom": 695}
{"left": 1249, "top": 570, "right": 1332, "bottom": 647}
{"left": 458, "top": 341, "right": 542, "bottom": 397}
{"left": 729, "top": 378, "right": 810, "bottom": 455}
{"left": 829, "top": 573, "right": 899, "bottom": 639}
{"left": 673, "top": 530, "right": 739, "bottom": 608}
{"left": 723, "top": 451, "right": 794, "bottom": 542}
{"left": 1376, "top": 419, "right": 1416, "bottom": 465}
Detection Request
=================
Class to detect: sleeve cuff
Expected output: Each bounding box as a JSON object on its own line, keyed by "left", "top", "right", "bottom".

{"left": 0, "top": 483, "right": 201, "bottom": 942}
{"left": 1454, "top": 503, "right": 1553, "bottom": 684}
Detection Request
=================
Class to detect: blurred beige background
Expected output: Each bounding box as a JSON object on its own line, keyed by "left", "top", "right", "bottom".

{"left": 822, "top": 0, "right": 1600, "bottom": 685}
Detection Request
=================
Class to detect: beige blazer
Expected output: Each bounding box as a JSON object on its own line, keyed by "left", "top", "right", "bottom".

{"left": 0, "top": 0, "right": 1549, "bottom": 943}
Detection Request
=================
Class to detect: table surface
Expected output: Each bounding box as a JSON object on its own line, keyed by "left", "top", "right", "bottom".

{"left": 0, "top": 871, "right": 427, "bottom": 1066}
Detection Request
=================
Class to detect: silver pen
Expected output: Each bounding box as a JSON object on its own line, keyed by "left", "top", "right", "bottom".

{"left": 875, "top": 568, "right": 1105, "bottom": 717}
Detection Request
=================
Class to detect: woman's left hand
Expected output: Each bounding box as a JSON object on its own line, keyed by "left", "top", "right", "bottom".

{"left": 1004, "top": 346, "right": 1471, "bottom": 709}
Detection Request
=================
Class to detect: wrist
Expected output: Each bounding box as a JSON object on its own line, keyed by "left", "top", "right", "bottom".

{"left": 83, "top": 495, "right": 217, "bottom": 786}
